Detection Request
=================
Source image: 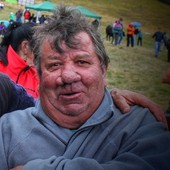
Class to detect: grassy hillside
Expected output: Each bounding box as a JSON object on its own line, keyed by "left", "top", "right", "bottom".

{"left": 0, "top": 0, "right": 170, "bottom": 110}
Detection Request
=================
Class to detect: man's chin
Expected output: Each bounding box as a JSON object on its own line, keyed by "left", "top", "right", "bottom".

{"left": 61, "top": 104, "right": 87, "bottom": 116}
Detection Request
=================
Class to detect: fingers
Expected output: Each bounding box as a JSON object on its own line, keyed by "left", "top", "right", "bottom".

{"left": 142, "top": 101, "right": 168, "bottom": 130}
{"left": 111, "top": 88, "right": 131, "bottom": 113}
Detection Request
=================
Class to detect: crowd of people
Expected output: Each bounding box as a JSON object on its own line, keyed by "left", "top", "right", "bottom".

{"left": 126, "top": 23, "right": 143, "bottom": 47}
{"left": 106, "top": 18, "right": 170, "bottom": 62}
{"left": 106, "top": 18, "right": 143, "bottom": 47}
{"left": 0, "top": 5, "right": 169, "bottom": 170}
{"left": 7, "top": 8, "right": 48, "bottom": 24}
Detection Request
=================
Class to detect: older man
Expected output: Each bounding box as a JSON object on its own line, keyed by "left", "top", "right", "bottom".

{"left": 0, "top": 6, "right": 170, "bottom": 170}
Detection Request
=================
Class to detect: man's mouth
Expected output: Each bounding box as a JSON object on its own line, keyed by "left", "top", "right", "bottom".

{"left": 63, "top": 92, "right": 78, "bottom": 96}
{"left": 59, "top": 91, "right": 81, "bottom": 98}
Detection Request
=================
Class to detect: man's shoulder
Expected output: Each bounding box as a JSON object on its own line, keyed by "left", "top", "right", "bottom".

{"left": 0, "top": 107, "right": 39, "bottom": 151}
{"left": 0, "top": 107, "right": 36, "bottom": 127}
{"left": 113, "top": 105, "right": 167, "bottom": 139}
{"left": 117, "top": 105, "right": 158, "bottom": 128}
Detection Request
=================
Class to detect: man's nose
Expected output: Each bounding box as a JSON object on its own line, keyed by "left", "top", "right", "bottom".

{"left": 61, "top": 65, "right": 81, "bottom": 84}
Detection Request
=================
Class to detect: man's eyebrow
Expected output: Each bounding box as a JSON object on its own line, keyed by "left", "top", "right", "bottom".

{"left": 46, "top": 53, "right": 92, "bottom": 60}
{"left": 47, "top": 55, "right": 60, "bottom": 60}
{"left": 76, "top": 54, "right": 92, "bottom": 58}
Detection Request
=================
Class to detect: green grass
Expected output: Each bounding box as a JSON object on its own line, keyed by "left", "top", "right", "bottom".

{"left": 1, "top": 0, "right": 170, "bottom": 110}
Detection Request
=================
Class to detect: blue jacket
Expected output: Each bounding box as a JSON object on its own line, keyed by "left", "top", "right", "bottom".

{"left": 0, "top": 89, "right": 170, "bottom": 170}
{"left": 152, "top": 31, "right": 164, "bottom": 42}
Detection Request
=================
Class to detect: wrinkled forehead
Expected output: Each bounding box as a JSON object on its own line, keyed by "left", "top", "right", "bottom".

{"left": 42, "top": 31, "right": 95, "bottom": 53}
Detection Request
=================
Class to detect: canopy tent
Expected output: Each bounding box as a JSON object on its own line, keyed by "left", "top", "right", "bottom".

{"left": 26, "top": 2, "right": 101, "bottom": 19}
{"left": 74, "top": 6, "right": 102, "bottom": 19}
{"left": 25, "top": 1, "right": 57, "bottom": 12}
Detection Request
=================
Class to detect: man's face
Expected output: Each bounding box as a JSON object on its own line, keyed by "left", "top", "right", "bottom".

{"left": 39, "top": 32, "right": 107, "bottom": 128}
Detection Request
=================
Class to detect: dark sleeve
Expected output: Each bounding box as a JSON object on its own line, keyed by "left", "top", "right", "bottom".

{"left": 0, "top": 73, "right": 13, "bottom": 116}
{"left": 0, "top": 46, "right": 8, "bottom": 65}
{"left": 9, "top": 83, "right": 35, "bottom": 111}
{"left": 0, "top": 73, "right": 35, "bottom": 116}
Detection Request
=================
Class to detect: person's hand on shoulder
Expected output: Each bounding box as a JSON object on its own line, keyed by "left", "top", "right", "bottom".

{"left": 111, "top": 88, "right": 168, "bottom": 129}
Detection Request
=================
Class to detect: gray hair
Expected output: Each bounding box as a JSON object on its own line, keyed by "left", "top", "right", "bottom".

{"left": 32, "top": 5, "right": 109, "bottom": 75}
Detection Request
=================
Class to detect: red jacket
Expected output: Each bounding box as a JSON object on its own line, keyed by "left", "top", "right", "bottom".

{"left": 0, "top": 45, "right": 39, "bottom": 98}
{"left": 127, "top": 24, "right": 135, "bottom": 35}
{"left": 24, "top": 11, "right": 31, "bottom": 20}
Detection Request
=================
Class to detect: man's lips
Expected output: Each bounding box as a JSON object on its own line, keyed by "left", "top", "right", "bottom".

{"left": 61, "top": 92, "right": 78, "bottom": 96}
{"left": 59, "top": 91, "right": 82, "bottom": 100}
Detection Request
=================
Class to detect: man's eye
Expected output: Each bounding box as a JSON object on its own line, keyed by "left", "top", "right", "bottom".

{"left": 50, "top": 63, "right": 61, "bottom": 68}
{"left": 53, "top": 63, "right": 61, "bottom": 67}
{"left": 77, "top": 60, "right": 89, "bottom": 65}
{"left": 48, "top": 63, "right": 61, "bottom": 71}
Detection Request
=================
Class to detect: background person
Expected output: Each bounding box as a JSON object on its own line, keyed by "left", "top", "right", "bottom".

{"left": 166, "top": 38, "right": 170, "bottom": 62}
{"left": 23, "top": 9, "right": 31, "bottom": 23}
{"left": 92, "top": 19, "right": 100, "bottom": 30}
{"left": 9, "top": 12, "right": 15, "bottom": 22}
{"left": 0, "top": 21, "right": 39, "bottom": 98}
{"left": 15, "top": 8, "right": 23, "bottom": 23}
{"left": 0, "top": 1, "right": 4, "bottom": 9}
{"left": 117, "top": 17, "right": 124, "bottom": 45}
{"left": 126, "top": 23, "right": 134, "bottom": 47}
{"left": 0, "top": 22, "right": 6, "bottom": 37}
{"left": 29, "top": 13, "right": 36, "bottom": 23}
{"left": 137, "top": 29, "right": 143, "bottom": 46}
{"left": 152, "top": 27, "right": 164, "bottom": 57}
{"left": 112, "top": 20, "right": 122, "bottom": 45}
{"left": 4, "top": 6, "right": 170, "bottom": 170}
{"left": 39, "top": 14, "right": 46, "bottom": 24}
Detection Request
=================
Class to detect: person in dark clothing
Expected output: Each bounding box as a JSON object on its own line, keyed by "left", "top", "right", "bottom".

{"left": 92, "top": 19, "right": 100, "bottom": 30}
{"left": 39, "top": 14, "right": 46, "bottom": 24}
{"left": 163, "top": 32, "right": 168, "bottom": 49}
{"left": 166, "top": 38, "right": 170, "bottom": 62}
{"left": 29, "top": 13, "right": 36, "bottom": 23}
{"left": 152, "top": 28, "right": 164, "bottom": 57}
{"left": 15, "top": 8, "right": 23, "bottom": 23}
{"left": 0, "top": 72, "right": 35, "bottom": 116}
{"left": 0, "top": 22, "right": 6, "bottom": 37}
